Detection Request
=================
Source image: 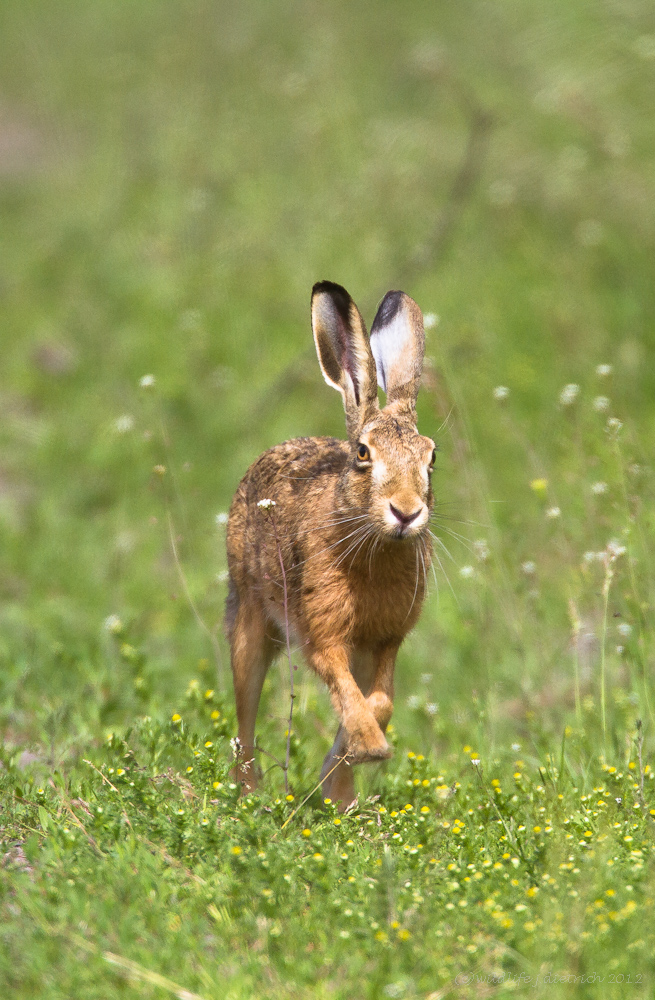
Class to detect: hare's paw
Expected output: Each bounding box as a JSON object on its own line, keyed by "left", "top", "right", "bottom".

{"left": 345, "top": 716, "right": 392, "bottom": 764}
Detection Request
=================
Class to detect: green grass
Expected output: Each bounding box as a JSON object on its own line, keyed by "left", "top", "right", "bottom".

{"left": 1, "top": 1, "right": 655, "bottom": 997}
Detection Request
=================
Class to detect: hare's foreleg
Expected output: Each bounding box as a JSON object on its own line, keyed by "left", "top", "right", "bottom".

{"left": 309, "top": 645, "right": 391, "bottom": 763}
{"left": 229, "top": 597, "right": 275, "bottom": 793}
{"left": 365, "top": 642, "right": 399, "bottom": 734}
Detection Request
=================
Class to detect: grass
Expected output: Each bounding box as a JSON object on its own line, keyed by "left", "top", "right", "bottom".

{"left": 1, "top": 1, "right": 655, "bottom": 997}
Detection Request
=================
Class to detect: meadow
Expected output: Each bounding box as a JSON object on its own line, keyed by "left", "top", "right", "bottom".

{"left": 1, "top": 1, "right": 654, "bottom": 997}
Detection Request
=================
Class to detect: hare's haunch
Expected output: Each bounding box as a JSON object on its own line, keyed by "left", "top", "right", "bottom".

{"left": 225, "top": 282, "right": 434, "bottom": 809}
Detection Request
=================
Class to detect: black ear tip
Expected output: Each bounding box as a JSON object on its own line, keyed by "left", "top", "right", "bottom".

{"left": 312, "top": 279, "right": 350, "bottom": 298}
{"left": 371, "top": 290, "right": 404, "bottom": 330}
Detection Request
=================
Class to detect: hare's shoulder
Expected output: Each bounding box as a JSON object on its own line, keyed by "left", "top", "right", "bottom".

{"left": 248, "top": 436, "right": 350, "bottom": 485}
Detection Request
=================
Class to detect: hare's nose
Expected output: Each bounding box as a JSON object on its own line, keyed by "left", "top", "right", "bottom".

{"left": 389, "top": 503, "right": 421, "bottom": 527}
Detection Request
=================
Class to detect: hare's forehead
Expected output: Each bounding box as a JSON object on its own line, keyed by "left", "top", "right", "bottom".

{"left": 360, "top": 420, "right": 432, "bottom": 458}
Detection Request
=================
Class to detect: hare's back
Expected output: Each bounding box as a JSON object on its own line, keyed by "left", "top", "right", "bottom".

{"left": 227, "top": 436, "right": 349, "bottom": 549}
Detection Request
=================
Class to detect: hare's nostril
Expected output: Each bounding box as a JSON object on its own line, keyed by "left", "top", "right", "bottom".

{"left": 389, "top": 503, "right": 421, "bottom": 526}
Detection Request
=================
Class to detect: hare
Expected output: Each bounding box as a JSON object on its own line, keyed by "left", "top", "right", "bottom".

{"left": 225, "top": 281, "right": 434, "bottom": 808}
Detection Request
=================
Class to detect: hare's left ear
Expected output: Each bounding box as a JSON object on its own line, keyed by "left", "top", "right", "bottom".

{"left": 370, "top": 291, "right": 425, "bottom": 416}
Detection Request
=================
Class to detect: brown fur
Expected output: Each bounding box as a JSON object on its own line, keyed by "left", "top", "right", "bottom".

{"left": 225, "top": 283, "right": 434, "bottom": 808}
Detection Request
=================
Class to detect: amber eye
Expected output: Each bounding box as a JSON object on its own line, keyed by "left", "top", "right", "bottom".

{"left": 356, "top": 443, "right": 371, "bottom": 462}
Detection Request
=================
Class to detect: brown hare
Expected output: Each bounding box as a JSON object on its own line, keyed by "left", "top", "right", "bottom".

{"left": 225, "top": 281, "right": 434, "bottom": 808}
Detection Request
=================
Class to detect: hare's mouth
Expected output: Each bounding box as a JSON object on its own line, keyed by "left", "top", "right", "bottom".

{"left": 384, "top": 501, "right": 428, "bottom": 539}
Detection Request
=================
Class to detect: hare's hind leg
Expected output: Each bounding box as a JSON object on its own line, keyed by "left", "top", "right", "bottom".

{"left": 228, "top": 589, "right": 275, "bottom": 793}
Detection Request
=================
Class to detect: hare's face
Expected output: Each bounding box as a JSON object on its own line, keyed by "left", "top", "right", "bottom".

{"left": 347, "top": 412, "right": 435, "bottom": 540}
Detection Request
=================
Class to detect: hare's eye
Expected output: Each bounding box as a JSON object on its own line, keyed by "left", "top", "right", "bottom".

{"left": 356, "top": 443, "right": 371, "bottom": 463}
{"left": 429, "top": 448, "right": 437, "bottom": 468}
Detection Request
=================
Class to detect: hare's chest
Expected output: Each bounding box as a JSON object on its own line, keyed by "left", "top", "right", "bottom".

{"left": 351, "top": 554, "right": 424, "bottom": 643}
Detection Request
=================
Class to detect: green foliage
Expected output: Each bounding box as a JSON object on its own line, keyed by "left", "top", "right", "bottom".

{"left": 1, "top": 0, "right": 655, "bottom": 997}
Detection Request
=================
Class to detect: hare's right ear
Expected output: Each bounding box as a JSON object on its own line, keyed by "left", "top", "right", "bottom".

{"left": 311, "top": 281, "right": 379, "bottom": 442}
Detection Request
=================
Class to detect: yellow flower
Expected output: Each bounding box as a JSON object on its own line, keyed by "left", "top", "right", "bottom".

{"left": 204, "top": 689, "right": 214, "bottom": 700}
{"left": 313, "top": 853, "right": 323, "bottom": 861}
{"left": 334, "top": 818, "right": 342, "bottom": 826}
{"left": 302, "top": 829, "right": 311, "bottom": 838}
{"left": 230, "top": 845, "right": 242, "bottom": 855}
{"left": 212, "top": 781, "right": 222, "bottom": 790}
{"left": 375, "top": 930, "right": 388, "bottom": 942}
{"left": 420, "top": 806, "right": 430, "bottom": 814}
{"left": 210, "top": 710, "right": 220, "bottom": 720}
{"left": 204, "top": 741, "right": 213, "bottom": 748}
{"left": 285, "top": 794, "right": 294, "bottom": 802}
{"left": 171, "top": 713, "right": 181, "bottom": 723}
{"left": 530, "top": 478, "right": 548, "bottom": 493}
{"left": 526, "top": 886, "right": 539, "bottom": 898}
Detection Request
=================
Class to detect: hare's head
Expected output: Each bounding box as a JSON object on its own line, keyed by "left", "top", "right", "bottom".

{"left": 311, "top": 281, "right": 435, "bottom": 541}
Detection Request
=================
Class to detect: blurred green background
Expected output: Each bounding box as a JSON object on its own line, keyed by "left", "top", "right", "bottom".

{"left": 1, "top": 0, "right": 654, "bottom": 765}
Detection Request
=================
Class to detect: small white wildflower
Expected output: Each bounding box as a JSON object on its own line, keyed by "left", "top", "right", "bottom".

{"left": 230, "top": 736, "right": 242, "bottom": 757}
{"left": 104, "top": 615, "right": 123, "bottom": 634}
{"left": 215, "top": 512, "right": 229, "bottom": 526}
{"left": 459, "top": 565, "right": 475, "bottom": 579}
{"left": 545, "top": 506, "right": 561, "bottom": 519}
{"left": 471, "top": 757, "right": 481, "bottom": 767}
{"left": 617, "top": 622, "right": 632, "bottom": 638}
{"left": 216, "top": 570, "right": 229, "bottom": 583}
{"left": 139, "top": 374, "right": 155, "bottom": 389}
{"left": 607, "top": 539, "right": 626, "bottom": 559}
{"left": 616, "top": 645, "right": 624, "bottom": 655}
{"left": 420, "top": 672, "right": 433, "bottom": 684}
{"left": 406, "top": 695, "right": 421, "bottom": 710}
{"left": 511, "top": 743, "right": 521, "bottom": 752}
{"left": 423, "top": 312, "right": 439, "bottom": 330}
{"left": 591, "top": 481, "right": 608, "bottom": 495}
{"left": 521, "top": 561, "right": 536, "bottom": 575}
{"left": 114, "top": 414, "right": 135, "bottom": 433}
{"left": 606, "top": 417, "right": 623, "bottom": 435}
{"left": 596, "top": 364, "right": 613, "bottom": 377}
{"left": 473, "top": 539, "right": 489, "bottom": 561}
{"left": 593, "top": 395, "right": 610, "bottom": 412}
{"left": 583, "top": 551, "right": 603, "bottom": 564}
{"left": 559, "top": 384, "right": 580, "bottom": 406}
{"left": 257, "top": 498, "right": 276, "bottom": 510}
{"left": 426, "top": 702, "right": 439, "bottom": 716}
{"left": 493, "top": 385, "right": 509, "bottom": 401}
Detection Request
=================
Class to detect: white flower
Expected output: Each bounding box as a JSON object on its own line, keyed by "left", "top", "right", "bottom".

{"left": 215, "top": 512, "right": 229, "bottom": 526}
{"left": 591, "top": 481, "right": 608, "bottom": 495}
{"left": 583, "top": 551, "right": 603, "bottom": 564}
{"left": 593, "top": 395, "right": 610, "bottom": 412}
{"left": 559, "top": 384, "right": 580, "bottom": 406}
{"left": 257, "top": 498, "right": 276, "bottom": 510}
{"left": 423, "top": 313, "right": 439, "bottom": 330}
{"left": 215, "top": 570, "right": 229, "bottom": 583}
{"left": 511, "top": 743, "right": 521, "bottom": 752}
{"left": 114, "top": 414, "right": 135, "bottom": 433}
{"left": 607, "top": 539, "right": 626, "bottom": 558}
{"left": 606, "top": 417, "right": 622, "bottom": 435}
{"left": 493, "top": 385, "right": 509, "bottom": 401}
{"left": 104, "top": 614, "right": 123, "bottom": 634}
{"left": 420, "top": 673, "right": 433, "bottom": 684}
{"left": 521, "top": 561, "right": 536, "bottom": 575}
{"left": 545, "top": 506, "right": 561, "bottom": 519}
{"left": 617, "top": 622, "right": 632, "bottom": 637}
{"left": 470, "top": 757, "right": 481, "bottom": 767}
{"left": 426, "top": 703, "right": 439, "bottom": 716}
{"left": 473, "top": 539, "right": 489, "bottom": 561}
{"left": 459, "top": 565, "right": 475, "bottom": 579}
{"left": 596, "top": 364, "right": 613, "bottom": 377}
{"left": 139, "top": 374, "right": 155, "bottom": 389}
{"left": 230, "top": 736, "right": 242, "bottom": 756}
{"left": 406, "top": 695, "right": 421, "bottom": 710}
